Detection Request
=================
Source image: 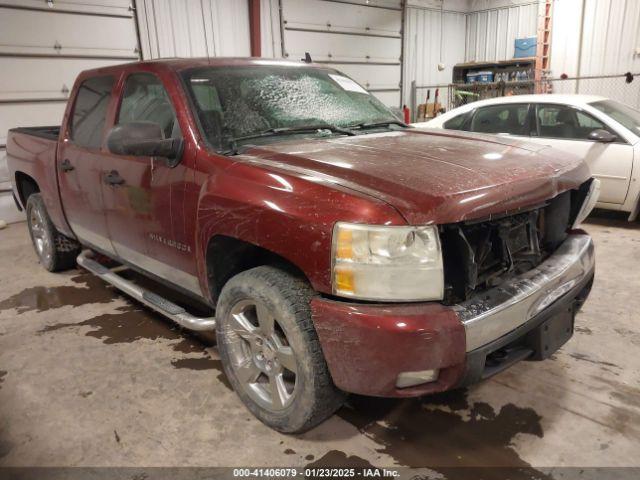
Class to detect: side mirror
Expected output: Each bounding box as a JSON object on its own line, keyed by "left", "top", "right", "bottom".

{"left": 588, "top": 128, "right": 617, "bottom": 143}
{"left": 106, "top": 121, "right": 183, "bottom": 167}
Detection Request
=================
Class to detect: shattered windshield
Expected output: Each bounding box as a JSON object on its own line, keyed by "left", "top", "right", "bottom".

{"left": 180, "top": 65, "right": 399, "bottom": 150}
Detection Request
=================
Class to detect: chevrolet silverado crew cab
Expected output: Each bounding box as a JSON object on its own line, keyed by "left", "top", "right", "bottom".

{"left": 7, "top": 58, "right": 597, "bottom": 433}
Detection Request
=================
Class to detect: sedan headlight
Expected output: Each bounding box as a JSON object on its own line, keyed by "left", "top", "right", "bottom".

{"left": 331, "top": 223, "right": 444, "bottom": 302}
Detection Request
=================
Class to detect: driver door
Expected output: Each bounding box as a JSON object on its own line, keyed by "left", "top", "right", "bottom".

{"left": 101, "top": 72, "right": 199, "bottom": 295}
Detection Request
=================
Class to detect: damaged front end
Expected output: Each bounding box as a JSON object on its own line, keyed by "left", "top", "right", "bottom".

{"left": 440, "top": 179, "right": 595, "bottom": 305}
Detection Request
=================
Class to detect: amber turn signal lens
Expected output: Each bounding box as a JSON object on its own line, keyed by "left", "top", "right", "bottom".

{"left": 334, "top": 267, "right": 355, "bottom": 294}
{"left": 335, "top": 228, "right": 353, "bottom": 260}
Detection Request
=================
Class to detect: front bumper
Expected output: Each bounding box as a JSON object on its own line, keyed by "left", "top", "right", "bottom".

{"left": 311, "top": 233, "right": 595, "bottom": 397}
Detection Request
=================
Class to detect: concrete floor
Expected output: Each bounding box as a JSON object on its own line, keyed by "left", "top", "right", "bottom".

{"left": 0, "top": 212, "right": 639, "bottom": 476}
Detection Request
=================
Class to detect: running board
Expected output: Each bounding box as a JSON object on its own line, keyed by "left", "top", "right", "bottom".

{"left": 76, "top": 250, "right": 216, "bottom": 331}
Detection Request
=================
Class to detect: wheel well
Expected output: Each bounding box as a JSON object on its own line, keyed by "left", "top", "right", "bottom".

{"left": 206, "top": 235, "right": 309, "bottom": 303}
{"left": 15, "top": 172, "right": 40, "bottom": 207}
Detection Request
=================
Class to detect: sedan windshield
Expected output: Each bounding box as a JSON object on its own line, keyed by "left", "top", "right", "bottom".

{"left": 589, "top": 99, "right": 640, "bottom": 137}
{"left": 180, "top": 65, "right": 399, "bottom": 151}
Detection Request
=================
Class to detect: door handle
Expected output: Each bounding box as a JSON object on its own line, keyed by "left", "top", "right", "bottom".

{"left": 60, "top": 159, "right": 74, "bottom": 172}
{"left": 105, "top": 170, "right": 125, "bottom": 186}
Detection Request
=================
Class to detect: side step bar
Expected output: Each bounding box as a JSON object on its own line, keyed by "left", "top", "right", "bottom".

{"left": 77, "top": 250, "right": 216, "bottom": 331}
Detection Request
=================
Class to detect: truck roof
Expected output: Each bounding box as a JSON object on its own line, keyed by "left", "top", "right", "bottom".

{"left": 80, "top": 57, "right": 329, "bottom": 77}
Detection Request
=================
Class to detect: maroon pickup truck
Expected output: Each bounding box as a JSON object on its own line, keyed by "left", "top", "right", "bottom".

{"left": 6, "top": 58, "right": 597, "bottom": 433}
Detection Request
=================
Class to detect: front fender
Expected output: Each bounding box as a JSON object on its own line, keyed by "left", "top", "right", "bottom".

{"left": 195, "top": 159, "right": 405, "bottom": 294}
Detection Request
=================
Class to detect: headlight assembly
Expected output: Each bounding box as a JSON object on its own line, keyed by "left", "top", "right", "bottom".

{"left": 331, "top": 223, "right": 444, "bottom": 302}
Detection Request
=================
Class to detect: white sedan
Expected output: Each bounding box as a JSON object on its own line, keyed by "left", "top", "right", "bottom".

{"left": 415, "top": 94, "right": 640, "bottom": 220}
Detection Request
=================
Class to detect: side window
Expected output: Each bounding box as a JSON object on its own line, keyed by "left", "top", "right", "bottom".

{"left": 443, "top": 113, "right": 468, "bottom": 130}
{"left": 186, "top": 77, "right": 224, "bottom": 149}
{"left": 537, "top": 105, "right": 612, "bottom": 140}
{"left": 470, "top": 104, "right": 529, "bottom": 135}
{"left": 118, "top": 73, "right": 180, "bottom": 139}
{"left": 70, "top": 76, "right": 114, "bottom": 149}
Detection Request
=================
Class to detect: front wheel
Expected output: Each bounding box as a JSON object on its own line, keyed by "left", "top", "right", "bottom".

{"left": 216, "top": 266, "right": 345, "bottom": 433}
{"left": 26, "top": 193, "right": 80, "bottom": 272}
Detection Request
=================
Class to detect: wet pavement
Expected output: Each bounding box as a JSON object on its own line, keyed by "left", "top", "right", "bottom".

{"left": 0, "top": 212, "right": 639, "bottom": 473}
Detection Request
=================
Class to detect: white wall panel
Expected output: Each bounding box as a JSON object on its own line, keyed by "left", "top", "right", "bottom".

{"left": 282, "top": 0, "right": 401, "bottom": 36}
{"left": 283, "top": 29, "right": 401, "bottom": 63}
{"left": 136, "top": 0, "right": 250, "bottom": 59}
{"left": 465, "top": 1, "right": 538, "bottom": 62}
{"left": 333, "top": 64, "right": 401, "bottom": 91}
{"left": 0, "top": 2, "right": 139, "bottom": 223}
{"left": 404, "top": 5, "right": 466, "bottom": 105}
{"left": 0, "top": 0, "right": 132, "bottom": 16}
{"left": 550, "top": 0, "right": 640, "bottom": 102}
{"left": 0, "top": 6, "right": 138, "bottom": 58}
{"left": 0, "top": 58, "right": 127, "bottom": 103}
{"left": 280, "top": 0, "right": 402, "bottom": 106}
{"left": 260, "top": 0, "right": 282, "bottom": 58}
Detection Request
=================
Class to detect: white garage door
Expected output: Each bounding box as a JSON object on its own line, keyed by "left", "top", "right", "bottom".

{"left": 0, "top": 0, "right": 138, "bottom": 222}
{"left": 279, "top": 0, "right": 403, "bottom": 107}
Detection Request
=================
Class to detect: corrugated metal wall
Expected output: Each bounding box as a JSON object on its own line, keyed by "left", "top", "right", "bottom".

{"left": 465, "top": 1, "right": 538, "bottom": 62}
{"left": 403, "top": 0, "right": 538, "bottom": 105}
{"left": 403, "top": 4, "right": 467, "bottom": 106}
{"left": 551, "top": 0, "right": 640, "bottom": 78}
{"left": 136, "top": 0, "right": 251, "bottom": 59}
{"left": 549, "top": 0, "right": 640, "bottom": 105}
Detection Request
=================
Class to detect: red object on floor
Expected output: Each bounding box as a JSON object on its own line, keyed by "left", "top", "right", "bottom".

{"left": 402, "top": 104, "right": 410, "bottom": 123}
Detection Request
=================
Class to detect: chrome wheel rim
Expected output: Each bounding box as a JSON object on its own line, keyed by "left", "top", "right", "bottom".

{"left": 30, "top": 206, "right": 52, "bottom": 264}
{"left": 226, "top": 299, "right": 298, "bottom": 412}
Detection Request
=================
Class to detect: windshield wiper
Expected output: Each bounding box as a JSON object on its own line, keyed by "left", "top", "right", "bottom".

{"left": 347, "top": 120, "right": 409, "bottom": 130}
{"left": 230, "top": 123, "right": 356, "bottom": 144}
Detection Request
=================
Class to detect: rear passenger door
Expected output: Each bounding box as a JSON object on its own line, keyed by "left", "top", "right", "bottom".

{"left": 527, "top": 104, "right": 633, "bottom": 205}
{"left": 58, "top": 75, "right": 117, "bottom": 255}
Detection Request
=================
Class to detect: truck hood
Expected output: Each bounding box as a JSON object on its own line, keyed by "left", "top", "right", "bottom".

{"left": 240, "top": 129, "right": 591, "bottom": 224}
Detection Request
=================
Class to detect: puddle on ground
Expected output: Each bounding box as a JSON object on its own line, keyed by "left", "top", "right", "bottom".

{"left": 38, "top": 300, "right": 233, "bottom": 390}
{"left": 329, "top": 390, "right": 551, "bottom": 480}
{"left": 0, "top": 273, "right": 114, "bottom": 314}
{"left": 170, "top": 357, "right": 232, "bottom": 391}
{"left": 306, "top": 450, "right": 376, "bottom": 469}
{"left": 0, "top": 370, "right": 6, "bottom": 389}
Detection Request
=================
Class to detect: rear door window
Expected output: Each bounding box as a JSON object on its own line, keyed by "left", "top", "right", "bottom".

{"left": 70, "top": 75, "right": 114, "bottom": 149}
{"left": 443, "top": 113, "right": 468, "bottom": 130}
{"left": 469, "top": 104, "right": 529, "bottom": 135}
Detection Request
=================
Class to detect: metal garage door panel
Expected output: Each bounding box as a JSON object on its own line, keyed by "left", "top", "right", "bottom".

{"left": 328, "top": 63, "right": 400, "bottom": 91}
{"left": 284, "top": 30, "right": 401, "bottom": 63}
{"left": 282, "top": 0, "right": 401, "bottom": 36}
{"left": 0, "top": 7, "right": 138, "bottom": 58}
{"left": 0, "top": 102, "right": 66, "bottom": 147}
{"left": 0, "top": 57, "right": 129, "bottom": 102}
{"left": 370, "top": 90, "right": 400, "bottom": 107}
{"left": 0, "top": 0, "right": 132, "bottom": 16}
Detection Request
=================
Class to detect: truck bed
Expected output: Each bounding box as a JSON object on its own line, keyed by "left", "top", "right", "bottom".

{"left": 6, "top": 125, "right": 70, "bottom": 235}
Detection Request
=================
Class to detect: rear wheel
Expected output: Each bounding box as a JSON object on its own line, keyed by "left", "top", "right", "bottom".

{"left": 26, "top": 194, "right": 80, "bottom": 272}
{"left": 216, "top": 266, "right": 345, "bottom": 433}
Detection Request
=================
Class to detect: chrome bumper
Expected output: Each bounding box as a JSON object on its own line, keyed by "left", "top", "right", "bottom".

{"left": 454, "top": 234, "right": 595, "bottom": 352}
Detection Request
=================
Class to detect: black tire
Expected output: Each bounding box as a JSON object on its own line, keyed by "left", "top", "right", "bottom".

{"left": 216, "top": 266, "right": 346, "bottom": 433}
{"left": 26, "top": 193, "right": 80, "bottom": 272}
